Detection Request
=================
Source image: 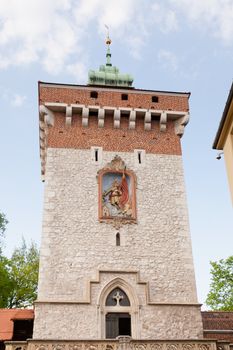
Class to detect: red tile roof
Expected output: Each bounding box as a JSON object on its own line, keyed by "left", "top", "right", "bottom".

{"left": 0, "top": 309, "right": 34, "bottom": 341}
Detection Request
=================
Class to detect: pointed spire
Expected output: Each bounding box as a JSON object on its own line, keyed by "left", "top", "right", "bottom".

{"left": 105, "top": 25, "right": 112, "bottom": 67}
{"left": 88, "top": 27, "right": 134, "bottom": 87}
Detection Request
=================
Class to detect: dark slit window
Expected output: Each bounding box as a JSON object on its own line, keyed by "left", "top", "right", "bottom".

{"left": 95, "top": 149, "right": 98, "bottom": 162}
{"left": 138, "top": 152, "right": 141, "bottom": 164}
{"left": 116, "top": 233, "right": 120, "bottom": 246}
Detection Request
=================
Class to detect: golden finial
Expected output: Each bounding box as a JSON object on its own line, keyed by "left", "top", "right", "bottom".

{"left": 105, "top": 24, "right": 111, "bottom": 45}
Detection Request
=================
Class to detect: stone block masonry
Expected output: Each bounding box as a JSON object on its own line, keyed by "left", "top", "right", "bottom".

{"left": 33, "top": 148, "right": 203, "bottom": 340}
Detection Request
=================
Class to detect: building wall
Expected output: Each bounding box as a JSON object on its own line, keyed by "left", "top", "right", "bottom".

{"left": 46, "top": 113, "right": 182, "bottom": 155}
{"left": 213, "top": 83, "right": 233, "bottom": 205}
{"left": 39, "top": 85, "right": 190, "bottom": 112}
{"left": 34, "top": 148, "right": 202, "bottom": 340}
{"left": 202, "top": 311, "right": 233, "bottom": 342}
{"left": 223, "top": 129, "right": 233, "bottom": 203}
{"left": 34, "top": 300, "right": 202, "bottom": 340}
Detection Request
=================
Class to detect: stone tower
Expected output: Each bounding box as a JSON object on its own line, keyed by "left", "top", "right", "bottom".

{"left": 33, "top": 38, "right": 203, "bottom": 341}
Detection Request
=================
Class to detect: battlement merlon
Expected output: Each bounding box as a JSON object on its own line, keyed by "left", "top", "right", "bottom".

{"left": 38, "top": 82, "right": 190, "bottom": 180}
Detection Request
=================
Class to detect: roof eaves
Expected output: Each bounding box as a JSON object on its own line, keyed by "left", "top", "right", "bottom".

{"left": 38, "top": 81, "right": 191, "bottom": 97}
{"left": 213, "top": 81, "right": 233, "bottom": 149}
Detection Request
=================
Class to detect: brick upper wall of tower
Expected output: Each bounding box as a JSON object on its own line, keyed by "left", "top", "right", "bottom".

{"left": 39, "top": 83, "right": 190, "bottom": 155}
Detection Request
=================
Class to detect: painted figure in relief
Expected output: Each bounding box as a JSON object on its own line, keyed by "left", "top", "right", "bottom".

{"left": 102, "top": 171, "right": 132, "bottom": 218}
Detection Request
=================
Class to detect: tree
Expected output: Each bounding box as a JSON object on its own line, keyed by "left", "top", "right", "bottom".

{"left": 206, "top": 256, "right": 233, "bottom": 311}
{"left": 0, "top": 212, "right": 8, "bottom": 246}
{"left": 0, "top": 212, "right": 8, "bottom": 235}
{"left": 0, "top": 212, "right": 11, "bottom": 307}
{"left": 7, "top": 240, "right": 39, "bottom": 308}
{"left": 0, "top": 239, "right": 39, "bottom": 308}
{"left": 0, "top": 255, "right": 12, "bottom": 308}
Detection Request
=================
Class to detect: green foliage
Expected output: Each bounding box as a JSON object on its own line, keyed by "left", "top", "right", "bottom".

{"left": 0, "top": 212, "right": 8, "bottom": 240}
{"left": 0, "top": 255, "right": 13, "bottom": 308}
{"left": 206, "top": 256, "right": 233, "bottom": 311}
{"left": 0, "top": 239, "right": 39, "bottom": 308}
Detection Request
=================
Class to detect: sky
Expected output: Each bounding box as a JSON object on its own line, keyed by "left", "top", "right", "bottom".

{"left": 0, "top": 0, "right": 232, "bottom": 309}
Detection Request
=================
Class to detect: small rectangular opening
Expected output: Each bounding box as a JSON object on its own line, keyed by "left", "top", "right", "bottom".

{"left": 89, "top": 110, "right": 98, "bottom": 117}
{"left": 152, "top": 95, "right": 159, "bottom": 103}
{"left": 121, "top": 94, "right": 128, "bottom": 100}
{"left": 95, "top": 149, "right": 98, "bottom": 162}
{"left": 90, "top": 91, "right": 98, "bottom": 99}
{"left": 116, "top": 233, "right": 120, "bottom": 246}
{"left": 151, "top": 115, "right": 160, "bottom": 121}
{"left": 138, "top": 152, "right": 141, "bottom": 164}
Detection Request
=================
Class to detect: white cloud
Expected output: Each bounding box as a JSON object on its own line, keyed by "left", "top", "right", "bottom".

{"left": 66, "top": 61, "right": 87, "bottom": 83}
{"left": 74, "top": 0, "right": 147, "bottom": 59}
{"left": 12, "top": 94, "right": 26, "bottom": 107}
{"left": 0, "top": 0, "right": 151, "bottom": 72}
{"left": 170, "top": 0, "right": 233, "bottom": 45}
{"left": 97, "top": 0, "right": 136, "bottom": 32}
{"left": 126, "top": 35, "right": 145, "bottom": 60}
{"left": 0, "top": 0, "right": 232, "bottom": 78}
{"left": 151, "top": 3, "right": 178, "bottom": 33}
{"left": 0, "top": 0, "right": 77, "bottom": 74}
{"left": 0, "top": 86, "right": 27, "bottom": 106}
{"left": 158, "top": 49, "right": 178, "bottom": 71}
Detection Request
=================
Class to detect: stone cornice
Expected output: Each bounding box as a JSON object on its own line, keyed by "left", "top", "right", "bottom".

{"left": 34, "top": 300, "right": 202, "bottom": 307}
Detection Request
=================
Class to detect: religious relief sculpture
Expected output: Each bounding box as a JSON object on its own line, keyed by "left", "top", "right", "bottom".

{"left": 102, "top": 171, "right": 131, "bottom": 217}
{"left": 98, "top": 156, "right": 136, "bottom": 223}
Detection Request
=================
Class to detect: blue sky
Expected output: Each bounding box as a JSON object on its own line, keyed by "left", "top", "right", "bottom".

{"left": 0, "top": 0, "right": 232, "bottom": 308}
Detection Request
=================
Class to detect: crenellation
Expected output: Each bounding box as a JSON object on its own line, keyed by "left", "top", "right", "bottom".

{"left": 160, "top": 111, "right": 167, "bottom": 132}
{"left": 82, "top": 107, "right": 89, "bottom": 127}
{"left": 114, "top": 109, "right": 120, "bottom": 128}
{"left": 65, "top": 105, "right": 72, "bottom": 126}
{"left": 98, "top": 108, "right": 105, "bottom": 128}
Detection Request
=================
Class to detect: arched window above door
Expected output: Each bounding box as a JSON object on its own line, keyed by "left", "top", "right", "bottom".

{"left": 105, "top": 288, "right": 130, "bottom": 307}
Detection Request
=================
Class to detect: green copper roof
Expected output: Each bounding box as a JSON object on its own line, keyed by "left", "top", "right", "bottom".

{"left": 88, "top": 36, "right": 134, "bottom": 87}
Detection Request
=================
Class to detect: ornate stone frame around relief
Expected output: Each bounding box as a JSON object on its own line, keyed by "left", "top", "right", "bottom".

{"left": 98, "top": 156, "right": 137, "bottom": 227}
